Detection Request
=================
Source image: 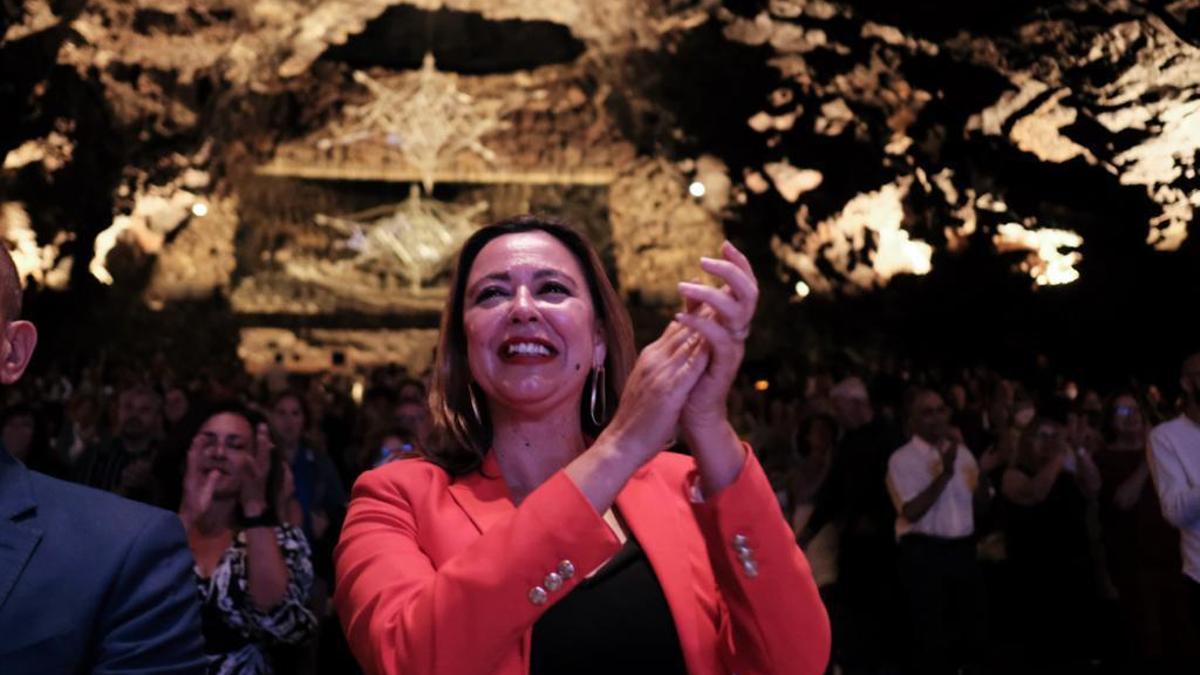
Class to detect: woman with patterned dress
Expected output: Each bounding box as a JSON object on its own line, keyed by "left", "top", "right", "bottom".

{"left": 176, "top": 401, "right": 318, "bottom": 674}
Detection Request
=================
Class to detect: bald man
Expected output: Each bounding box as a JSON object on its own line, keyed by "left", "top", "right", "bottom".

{"left": 0, "top": 248, "right": 206, "bottom": 673}
{"left": 1148, "top": 351, "right": 1200, "bottom": 630}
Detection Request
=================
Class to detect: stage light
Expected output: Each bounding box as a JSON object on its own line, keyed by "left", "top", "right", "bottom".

{"left": 689, "top": 181, "right": 707, "bottom": 198}
{"left": 754, "top": 379, "right": 770, "bottom": 392}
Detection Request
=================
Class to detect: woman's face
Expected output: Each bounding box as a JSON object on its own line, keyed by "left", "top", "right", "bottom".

{"left": 1033, "top": 421, "right": 1067, "bottom": 462}
{"left": 194, "top": 412, "right": 254, "bottom": 498}
{"left": 463, "top": 231, "right": 603, "bottom": 418}
{"left": 270, "top": 396, "right": 305, "bottom": 448}
{"left": 1112, "top": 395, "right": 1144, "bottom": 437}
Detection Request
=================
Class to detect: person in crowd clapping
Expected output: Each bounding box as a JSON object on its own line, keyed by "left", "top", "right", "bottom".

{"left": 177, "top": 401, "right": 317, "bottom": 674}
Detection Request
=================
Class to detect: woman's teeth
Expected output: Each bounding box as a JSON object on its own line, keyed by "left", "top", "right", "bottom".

{"left": 506, "top": 342, "right": 552, "bottom": 357}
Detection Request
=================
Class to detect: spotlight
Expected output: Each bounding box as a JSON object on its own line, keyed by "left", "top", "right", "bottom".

{"left": 794, "top": 280, "right": 811, "bottom": 299}
{"left": 754, "top": 379, "right": 770, "bottom": 392}
{"left": 688, "top": 181, "right": 707, "bottom": 198}
{"left": 191, "top": 202, "right": 209, "bottom": 217}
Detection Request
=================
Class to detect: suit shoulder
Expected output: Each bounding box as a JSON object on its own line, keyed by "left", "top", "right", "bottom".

{"left": 28, "top": 470, "right": 175, "bottom": 539}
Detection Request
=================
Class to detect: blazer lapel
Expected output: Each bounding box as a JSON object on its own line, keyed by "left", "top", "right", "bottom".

{"left": 616, "top": 464, "right": 702, "bottom": 670}
{"left": 0, "top": 451, "right": 42, "bottom": 614}
{"left": 447, "top": 452, "right": 516, "bottom": 535}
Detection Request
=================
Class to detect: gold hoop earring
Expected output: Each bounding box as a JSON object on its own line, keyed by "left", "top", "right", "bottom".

{"left": 468, "top": 383, "right": 483, "bottom": 426}
{"left": 589, "top": 366, "right": 606, "bottom": 427}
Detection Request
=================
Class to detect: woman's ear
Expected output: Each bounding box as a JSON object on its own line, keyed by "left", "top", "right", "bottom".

{"left": 592, "top": 324, "right": 607, "bottom": 370}
{"left": 0, "top": 319, "right": 37, "bottom": 385}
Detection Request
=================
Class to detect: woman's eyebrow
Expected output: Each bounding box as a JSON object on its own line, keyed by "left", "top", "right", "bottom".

{"left": 467, "top": 272, "right": 510, "bottom": 296}
{"left": 533, "top": 269, "right": 577, "bottom": 287}
{"left": 468, "top": 269, "right": 577, "bottom": 294}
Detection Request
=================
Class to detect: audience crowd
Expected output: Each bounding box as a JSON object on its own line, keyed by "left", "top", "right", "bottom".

{"left": 4, "top": 346, "right": 1199, "bottom": 675}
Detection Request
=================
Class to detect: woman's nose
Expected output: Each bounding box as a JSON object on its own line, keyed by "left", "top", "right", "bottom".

{"left": 509, "top": 286, "right": 540, "bottom": 323}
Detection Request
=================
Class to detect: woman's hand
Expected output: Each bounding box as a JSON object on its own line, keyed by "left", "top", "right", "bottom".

{"left": 599, "top": 317, "right": 710, "bottom": 464}
{"left": 674, "top": 241, "right": 759, "bottom": 441}
{"left": 275, "top": 462, "right": 302, "bottom": 526}
{"left": 179, "top": 436, "right": 220, "bottom": 528}
{"left": 568, "top": 317, "right": 710, "bottom": 512}
{"left": 670, "top": 241, "right": 760, "bottom": 494}
{"left": 235, "top": 422, "right": 273, "bottom": 514}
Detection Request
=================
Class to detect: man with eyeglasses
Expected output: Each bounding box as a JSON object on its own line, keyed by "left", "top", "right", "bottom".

{"left": 1147, "top": 351, "right": 1200, "bottom": 630}
{"left": 886, "top": 388, "right": 990, "bottom": 675}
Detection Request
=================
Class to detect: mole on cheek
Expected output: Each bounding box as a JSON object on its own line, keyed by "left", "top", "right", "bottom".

{"left": 575, "top": 363, "right": 581, "bottom": 371}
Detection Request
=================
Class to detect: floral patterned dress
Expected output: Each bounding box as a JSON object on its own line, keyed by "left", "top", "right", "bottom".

{"left": 195, "top": 525, "right": 318, "bottom": 674}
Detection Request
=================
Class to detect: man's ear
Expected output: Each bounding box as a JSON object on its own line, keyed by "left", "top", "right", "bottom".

{"left": 0, "top": 320, "right": 38, "bottom": 385}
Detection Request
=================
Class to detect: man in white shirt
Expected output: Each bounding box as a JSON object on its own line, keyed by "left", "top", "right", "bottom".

{"left": 1147, "top": 350, "right": 1200, "bottom": 628}
{"left": 886, "top": 388, "right": 989, "bottom": 675}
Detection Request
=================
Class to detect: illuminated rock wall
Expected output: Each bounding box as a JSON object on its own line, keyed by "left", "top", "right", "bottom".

{"left": 1, "top": 1, "right": 1197, "bottom": 377}
{"left": 721, "top": 1, "right": 1199, "bottom": 296}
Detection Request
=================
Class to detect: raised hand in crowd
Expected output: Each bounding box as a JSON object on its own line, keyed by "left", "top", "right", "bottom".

{"left": 179, "top": 436, "right": 221, "bottom": 528}
{"left": 236, "top": 422, "right": 274, "bottom": 519}
{"left": 938, "top": 437, "right": 959, "bottom": 477}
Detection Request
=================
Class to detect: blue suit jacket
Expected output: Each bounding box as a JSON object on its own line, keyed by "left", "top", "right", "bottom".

{"left": 0, "top": 448, "right": 206, "bottom": 674}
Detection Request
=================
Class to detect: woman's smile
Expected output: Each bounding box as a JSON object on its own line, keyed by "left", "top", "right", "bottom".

{"left": 498, "top": 336, "right": 558, "bottom": 364}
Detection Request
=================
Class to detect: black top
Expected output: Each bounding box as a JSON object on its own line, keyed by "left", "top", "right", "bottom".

{"left": 530, "top": 534, "right": 688, "bottom": 675}
{"left": 804, "top": 418, "right": 905, "bottom": 544}
{"left": 1004, "top": 469, "right": 1090, "bottom": 571}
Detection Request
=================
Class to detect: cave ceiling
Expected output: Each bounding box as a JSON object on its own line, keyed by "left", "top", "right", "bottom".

{"left": 1, "top": 0, "right": 1198, "bottom": 328}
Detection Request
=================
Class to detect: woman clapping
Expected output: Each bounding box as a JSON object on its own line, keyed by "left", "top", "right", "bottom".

{"left": 177, "top": 402, "right": 316, "bottom": 674}
{"left": 334, "top": 217, "right": 830, "bottom": 675}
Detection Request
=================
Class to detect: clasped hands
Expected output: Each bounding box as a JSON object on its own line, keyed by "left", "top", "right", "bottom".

{"left": 601, "top": 241, "right": 759, "bottom": 472}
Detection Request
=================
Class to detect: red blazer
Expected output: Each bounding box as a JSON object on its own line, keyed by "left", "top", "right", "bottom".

{"left": 334, "top": 446, "right": 831, "bottom": 675}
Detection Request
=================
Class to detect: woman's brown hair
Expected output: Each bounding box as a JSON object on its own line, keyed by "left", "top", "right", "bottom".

{"left": 426, "top": 215, "right": 636, "bottom": 477}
